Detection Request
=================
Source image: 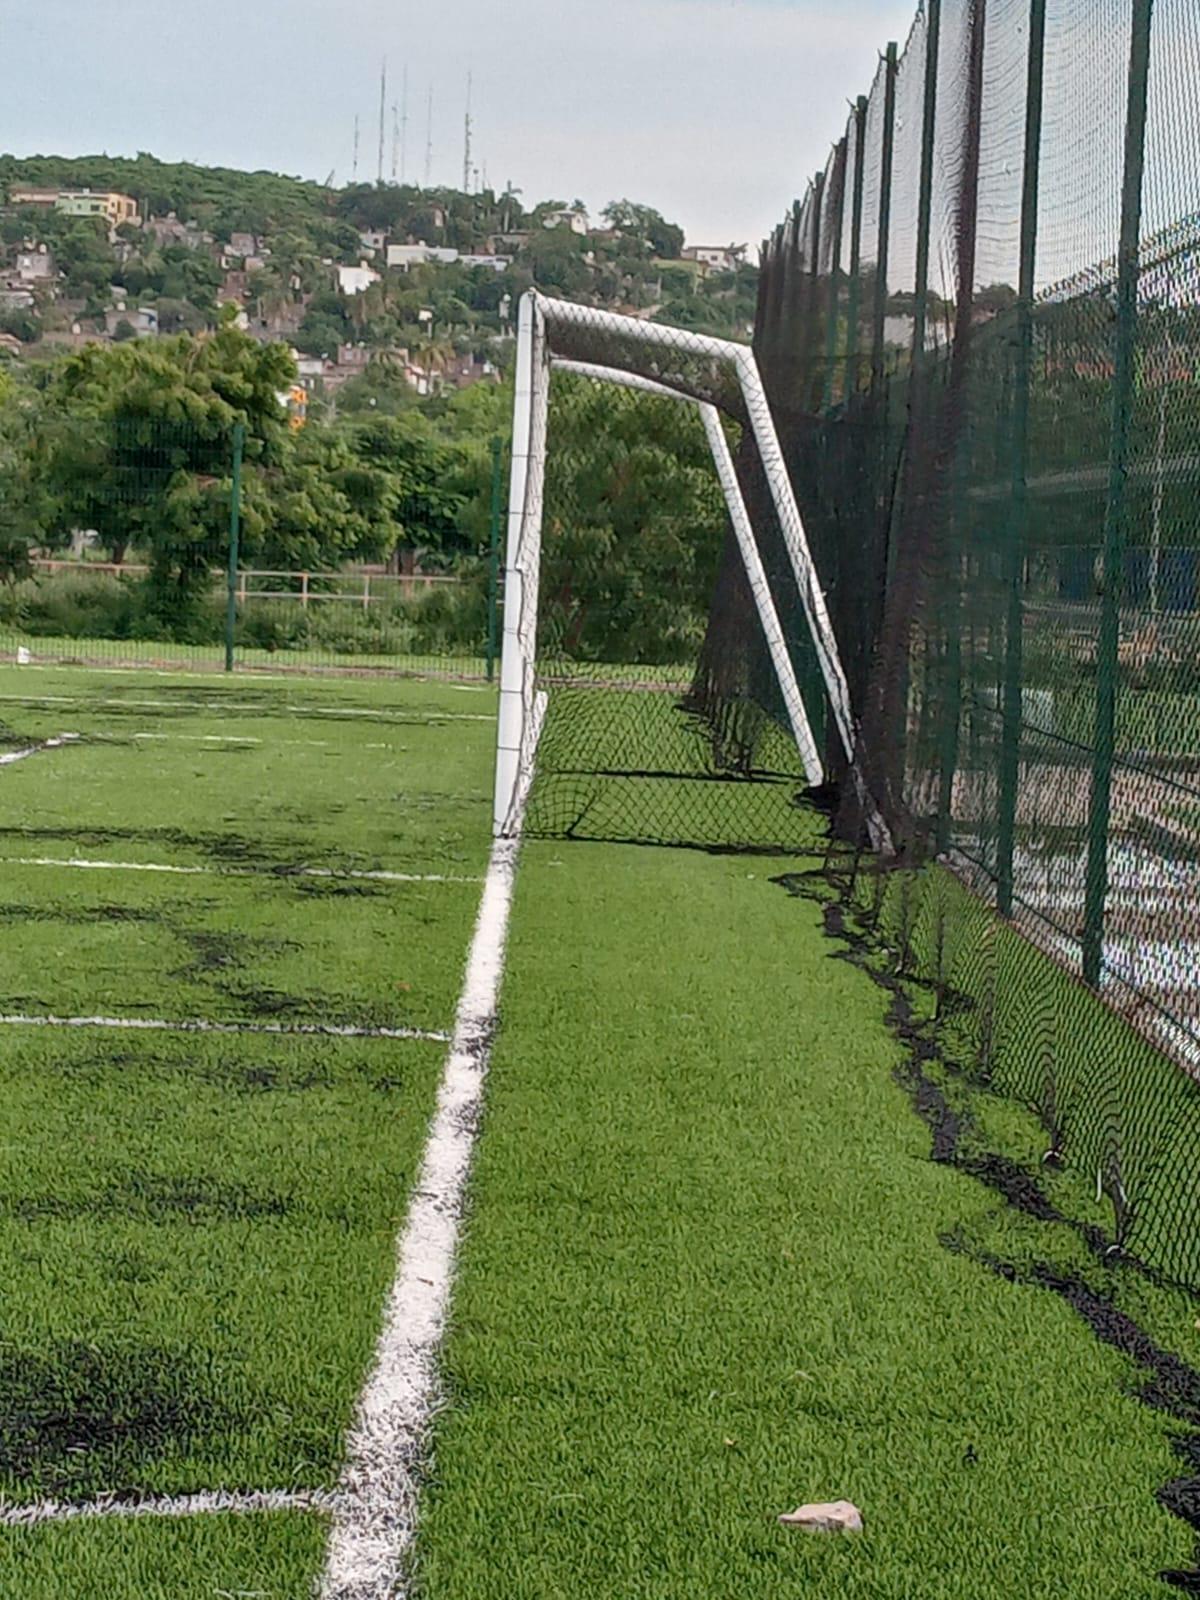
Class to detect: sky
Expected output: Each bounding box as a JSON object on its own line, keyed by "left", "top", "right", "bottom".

{"left": 3, "top": 0, "right": 918, "bottom": 249}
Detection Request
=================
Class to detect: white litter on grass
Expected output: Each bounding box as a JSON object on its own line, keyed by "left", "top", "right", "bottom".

{"left": 320, "top": 828, "right": 523, "bottom": 1600}
{"left": 0, "top": 1487, "right": 342, "bottom": 1528}
{"left": 778, "top": 1500, "right": 864, "bottom": 1533}
{"left": 0, "top": 1014, "right": 449, "bottom": 1043}
{"left": 0, "top": 733, "right": 79, "bottom": 766}
{"left": 6, "top": 857, "right": 481, "bottom": 886}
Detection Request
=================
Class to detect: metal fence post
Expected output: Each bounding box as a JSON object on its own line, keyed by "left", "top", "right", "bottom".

{"left": 1083, "top": 0, "right": 1153, "bottom": 985}
{"left": 911, "top": 0, "right": 941, "bottom": 378}
{"left": 225, "top": 422, "right": 244, "bottom": 674}
{"left": 872, "top": 42, "right": 899, "bottom": 394}
{"left": 822, "top": 139, "right": 848, "bottom": 413}
{"left": 844, "top": 96, "right": 869, "bottom": 397}
{"left": 996, "top": 0, "right": 1048, "bottom": 916}
{"left": 486, "top": 434, "right": 503, "bottom": 682}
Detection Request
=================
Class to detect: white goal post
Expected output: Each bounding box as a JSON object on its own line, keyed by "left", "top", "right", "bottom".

{"left": 492, "top": 290, "right": 868, "bottom": 842}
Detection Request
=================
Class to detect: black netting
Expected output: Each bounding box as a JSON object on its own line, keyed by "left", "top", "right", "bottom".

{"left": 705, "top": 0, "right": 1200, "bottom": 1289}
{"left": 520, "top": 368, "right": 819, "bottom": 852}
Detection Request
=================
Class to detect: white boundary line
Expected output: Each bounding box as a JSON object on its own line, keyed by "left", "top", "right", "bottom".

{"left": 0, "top": 733, "right": 79, "bottom": 766}
{"left": 4, "top": 856, "right": 482, "bottom": 886}
{"left": 0, "top": 1014, "right": 449, "bottom": 1043}
{"left": 0, "top": 694, "right": 491, "bottom": 722}
{"left": 0, "top": 1488, "right": 342, "bottom": 1528}
{"left": 320, "top": 817, "right": 527, "bottom": 1597}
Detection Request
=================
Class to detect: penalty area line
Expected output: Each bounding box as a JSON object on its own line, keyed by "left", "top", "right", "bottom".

{"left": 0, "top": 1014, "right": 449, "bottom": 1043}
{"left": 0, "top": 1488, "right": 343, "bottom": 1528}
{"left": 0, "top": 733, "right": 79, "bottom": 766}
{"left": 5, "top": 856, "right": 483, "bottom": 886}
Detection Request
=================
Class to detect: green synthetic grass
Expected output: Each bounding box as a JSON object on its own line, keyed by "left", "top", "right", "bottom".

{"left": 418, "top": 838, "right": 1196, "bottom": 1599}
{"left": 0, "top": 664, "right": 495, "bottom": 1597}
{"left": 0, "top": 1511, "right": 325, "bottom": 1600}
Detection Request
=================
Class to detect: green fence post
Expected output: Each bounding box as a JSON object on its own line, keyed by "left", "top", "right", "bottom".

{"left": 807, "top": 173, "right": 825, "bottom": 409}
{"left": 844, "top": 96, "right": 868, "bottom": 397}
{"left": 486, "top": 435, "right": 503, "bottom": 683}
{"left": 821, "top": 138, "right": 848, "bottom": 413}
{"left": 996, "top": 0, "right": 1048, "bottom": 916}
{"left": 871, "top": 43, "right": 899, "bottom": 395}
{"left": 911, "top": 0, "right": 941, "bottom": 380}
{"left": 225, "top": 423, "right": 244, "bottom": 674}
{"left": 1083, "top": 0, "right": 1153, "bottom": 986}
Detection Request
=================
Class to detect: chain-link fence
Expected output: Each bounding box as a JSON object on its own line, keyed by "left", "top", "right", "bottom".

{"left": 0, "top": 412, "right": 502, "bottom": 681}
{"left": 740, "top": 0, "right": 1200, "bottom": 1285}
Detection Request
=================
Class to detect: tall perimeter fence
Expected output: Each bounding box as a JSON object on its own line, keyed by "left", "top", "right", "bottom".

{"left": 749, "top": 0, "right": 1200, "bottom": 1284}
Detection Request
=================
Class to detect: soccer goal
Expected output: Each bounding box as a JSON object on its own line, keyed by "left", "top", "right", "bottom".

{"left": 492, "top": 291, "right": 874, "bottom": 851}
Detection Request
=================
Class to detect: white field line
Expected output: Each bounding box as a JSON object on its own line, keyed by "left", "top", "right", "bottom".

{"left": 0, "top": 1487, "right": 342, "bottom": 1528}
{"left": 0, "top": 733, "right": 79, "bottom": 766}
{"left": 0, "top": 693, "right": 491, "bottom": 723}
{"left": 0, "top": 1014, "right": 449, "bottom": 1043}
{"left": 320, "top": 828, "right": 523, "bottom": 1599}
{"left": 5, "top": 857, "right": 482, "bottom": 886}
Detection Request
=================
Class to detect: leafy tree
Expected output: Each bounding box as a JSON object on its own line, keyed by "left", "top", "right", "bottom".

{"left": 40, "top": 330, "right": 294, "bottom": 609}
{"left": 602, "top": 200, "right": 684, "bottom": 261}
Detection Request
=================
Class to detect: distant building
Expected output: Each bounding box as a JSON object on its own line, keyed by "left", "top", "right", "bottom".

{"left": 228, "top": 232, "right": 260, "bottom": 259}
{"left": 14, "top": 247, "right": 54, "bottom": 281}
{"left": 56, "top": 191, "right": 139, "bottom": 230}
{"left": 0, "top": 286, "right": 35, "bottom": 311}
{"left": 681, "top": 244, "right": 746, "bottom": 273}
{"left": 387, "top": 243, "right": 460, "bottom": 270}
{"left": 104, "top": 304, "right": 158, "bottom": 338}
{"left": 147, "top": 214, "right": 214, "bottom": 251}
{"left": 337, "top": 263, "right": 380, "bottom": 296}
{"left": 7, "top": 187, "right": 60, "bottom": 208}
{"left": 0, "top": 332, "right": 25, "bottom": 357}
{"left": 459, "top": 253, "right": 510, "bottom": 273}
{"left": 542, "top": 206, "right": 589, "bottom": 236}
{"left": 359, "top": 229, "right": 389, "bottom": 255}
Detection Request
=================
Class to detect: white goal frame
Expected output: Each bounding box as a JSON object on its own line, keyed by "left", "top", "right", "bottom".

{"left": 492, "top": 290, "right": 865, "bottom": 841}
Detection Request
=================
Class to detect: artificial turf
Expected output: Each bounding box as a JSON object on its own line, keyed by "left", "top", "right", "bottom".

{"left": 4, "top": 662, "right": 1199, "bottom": 1599}
{"left": 0, "top": 664, "right": 495, "bottom": 1597}
{"left": 416, "top": 837, "right": 1198, "bottom": 1599}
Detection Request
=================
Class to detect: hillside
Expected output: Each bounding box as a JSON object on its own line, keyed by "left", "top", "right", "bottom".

{"left": 0, "top": 153, "right": 758, "bottom": 385}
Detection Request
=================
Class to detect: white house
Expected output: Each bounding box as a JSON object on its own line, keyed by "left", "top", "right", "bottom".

{"left": 459, "top": 253, "right": 511, "bottom": 272}
{"left": 337, "top": 263, "right": 381, "bottom": 296}
{"left": 359, "top": 229, "right": 389, "bottom": 255}
{"left": 541, "top": 206, "right": 589, "bottom": 236}
{"left": 681, "top": 244, "right": 746, "bottom": 273}
{"left": 386, "top": 243, "right": 460, "bottom": 270}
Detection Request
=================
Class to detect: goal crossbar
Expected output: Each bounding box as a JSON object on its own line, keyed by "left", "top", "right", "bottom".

{"left": 493, "top": 291, "right": 871, "bottom": 843}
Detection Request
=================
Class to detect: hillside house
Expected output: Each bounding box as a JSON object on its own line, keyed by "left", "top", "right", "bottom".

{"left": 542, "top": 206, "right": 589, "bottom": 235}
{"left": 105, "top": 304, "right": 158, "bottom": 338}
{"left": 387, "top": 243, "right": 460, "bottom": 269}
{"left": 337, "top": 263, "right": 380, "bottom": 296}
{"left": 57, "top": 191, "right": 139, "bottom": 231}
{"left": 14, "top": 247, "right": 55, "bottom": 281}
{"left": 681, "top": 244, "right": 746, "bottom": 273}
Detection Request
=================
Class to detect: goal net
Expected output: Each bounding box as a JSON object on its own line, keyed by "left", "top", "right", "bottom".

{"left": 493, "top": 292, "right": 872, "bottom": 852}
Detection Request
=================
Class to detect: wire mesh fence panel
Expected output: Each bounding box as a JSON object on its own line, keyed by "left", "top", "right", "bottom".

{"left": 0, "top": 406, "right": 500, "bottom": 683}
{"left": 0, "top": 417, "right": 236, "bottom": 673}
{"left": 748, "top": 0, "right": 1200, "bottom": 1287}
